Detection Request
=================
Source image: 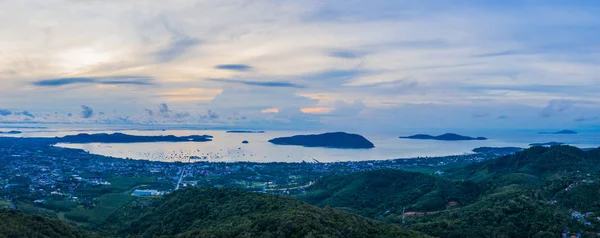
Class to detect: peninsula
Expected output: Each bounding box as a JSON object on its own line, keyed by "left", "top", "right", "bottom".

{"left": 0, "top": 130, "right": 22, "bottom": 134}
{"left": 268, "top": 132, "right": 375, "bottom": 149}
{"left": 472, "top": 147, "right": 523, "bottom": 155}
{"left": 529, "top": 142, "right": 565, "bottom": 146}
{"left": 538, "top": 130, "right": 578, "bottom": 135}
{"left": 57, "top": 133, "right": 213, "bottom": 143}
{"left": 400, "top": 133, "right": 487, "bottom": 141}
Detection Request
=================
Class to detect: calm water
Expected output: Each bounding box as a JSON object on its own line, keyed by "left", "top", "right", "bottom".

{"left": 2, "top": 125, "right": 599, "bottom": 163}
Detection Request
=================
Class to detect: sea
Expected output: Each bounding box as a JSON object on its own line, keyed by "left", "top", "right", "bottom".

{"left": 1, "top": 124, "right": 599, "bottom": 163}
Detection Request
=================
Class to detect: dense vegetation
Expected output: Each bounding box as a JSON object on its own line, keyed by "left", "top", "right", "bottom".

{"left": 298, "top": 146, "right": 600, "bottom": 237}
{"left": 103, "top": 187, "right": 427, "bottom": 238}
{"left": 268, "top": 132, "right": 375, "bottom": 149}
{"left": 5, "top": 143, "right": 600, "bottom": 237}
{"left": 0, "top": 209, "right": 89, "bottom": 238}
{"left": 449, "top": 145, "right": 600, "bottom": 182}
{"left": 298, "top": 170, "right": 483, "bottom": 218}
{"left": 407, "top": 186, "right": 571, "bottom": 238}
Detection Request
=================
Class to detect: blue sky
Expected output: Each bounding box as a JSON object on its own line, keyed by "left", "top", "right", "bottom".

{"left": 0, "top": 0, "right": 598, "bottom": 131}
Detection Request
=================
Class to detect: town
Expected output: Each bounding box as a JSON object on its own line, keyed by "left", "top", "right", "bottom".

{"left": 0, "top": 136, "right": 501, "bottom": 227}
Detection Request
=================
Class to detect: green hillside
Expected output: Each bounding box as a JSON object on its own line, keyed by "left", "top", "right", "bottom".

{"left": 0, "top": 209, "right": 90, "bottom": 238}
{"left": 407, "top": 185, "right": 571, "bottom": 237}
{"left": 298, "top": 170, "right": 483, "bottom": 218}
{"left": 103, "top": 187, "right": 429, "bottom": 238}
{"left": 449, "top": 146, "right": 600, "bottom": 182}
{"left": 297, "top": 146, "right": 600, "bottom": 237}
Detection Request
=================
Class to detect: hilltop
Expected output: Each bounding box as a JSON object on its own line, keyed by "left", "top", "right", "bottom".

{"left": 103, "top": 187, "right": 428, "bottom": 238}
{"left": 472, "top": 147, "right": 523, "bottom": 155}
{"left": 298, "top": 170, "right": 483, "bottom": 218}
{"left": 269, "top": 132, "right": 375, "bottom": 149}
{"left": 0, "top": 209, "right": 90, "bottom": 238}
{"left": 400, "top": 133, "right": 487, "bottom": 141}
{"left": 449, "top": 145, "right": 600, "bottom": 182}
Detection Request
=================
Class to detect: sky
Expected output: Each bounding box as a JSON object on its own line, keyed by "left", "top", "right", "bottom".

{"left": 0, "top": 0, "right": 599, "bottom": 131}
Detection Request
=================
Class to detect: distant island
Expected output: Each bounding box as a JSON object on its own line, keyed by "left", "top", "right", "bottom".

{"left": 529, "top": 142, "right": 565, "bottom": 146}
{"left": 538, "top": 130, "right": 578, "bottom": 135}
{"left": 269, "top": 132, "right": 375, "bottom": 149}
{"left": 400, "top": 133, "right": 487, "bottom": 141}
{"left": 242, "top": 140, "right": 249, "bottom": 144}
{"left": 57, "top": 133, "right": 213, "bottom": 143}
{"left": 226, "top": 130, "right": 265, "bottom": 133}
{"left": 0, "top": 130, "right": 22, "bottom": 134}
{"left": 472, "top": 147, "right": 523, "bottom": 154}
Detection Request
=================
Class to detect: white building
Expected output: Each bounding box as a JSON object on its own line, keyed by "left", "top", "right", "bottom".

{"left": 132, "top": 189, "right": 162, "bottom": 196}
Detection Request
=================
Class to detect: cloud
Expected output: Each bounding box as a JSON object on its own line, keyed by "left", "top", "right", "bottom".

{"left": 0, "top": 109, "right": 12, "bottom": 116}
{"left": 154, "top": 15, "right": 201, "bottom": 62}
{"left": 144, "top": 109, "right": 154, "bottom": 117}
{"left": 159, "top": 88, "right": 223, "bottom": 102}
{"left": 301, "top": 107, "right": 333, "bottom": 114}
{"left": 159, "top": 103, "right": 170, "bottom": 117}
{"left": 261, "top": 108, "right": 279, "bottom": 113}
{"left": 226, "top": 112, "right": 247, "bottom": 121}
{"left": 199, "top": 110, "right": 219, "bottom": 120}
{"left": 208, "top": 78, "right": 305, "bottom": 88}
{"left": 574, "top": 115, "right": 598, "bottom": 122}
{"left": 20, "top": 111, "right": 35, "bottom": 118}
{"left": 207, "top": 110, "right": 219, "bottom": 119}
{"left": 80, "top": 105, "right": 94, "bottom": 118}
{"left": 32, "top": 76, "right": 155, "bottom": 87}
{"left": 215, "top": 64, "right": 253, "bottom": 72}
{"left": 473, "top": 50, "right": 525, "bottom": 58}
{"left": 331, "top": 100, "right": 366, "bottom": 116}
{"left": 175, "top": 111, "right": 190, "bottom": 119}
{"left": 0, "top": 1, "right": 599, "bottom": 130}
{"left": 539, "top": 100, "right": 574, "bottom": 118}
{"left": 472, "top": 112, "right": 490, "bottom": 118}
{"left": 328, "top": 50, "right": 365, "bottom": 59}
{"left": 156, "top": 38, "right": 200, "bottom": 62}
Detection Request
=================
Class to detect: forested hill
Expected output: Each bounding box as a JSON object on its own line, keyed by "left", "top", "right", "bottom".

{"left": 0, "top": 209, "right": 90, "bottom": 238}
{"left": 103, "top": 187, "right": 429, "bottom": 238}
{"left": 298, "top": 170, "right": 483, "bottom": 218}
{"left": 448, "top": 145, "right": 600, "bottom": 182}
{"left": 296, "top": 146, "right": 600, "bottom": 237}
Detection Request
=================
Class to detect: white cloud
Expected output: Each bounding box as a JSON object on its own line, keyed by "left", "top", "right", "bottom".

{"left": 0, "top": 0, "right": 598, "bottom": 129}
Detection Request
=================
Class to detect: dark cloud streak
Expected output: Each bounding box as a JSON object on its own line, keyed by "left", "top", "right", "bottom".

{"left": 215, "top": 64, "right": 253, "bottom": 72}
{"left": 208, "top": 78, "right": 305, "bottom": 88}
{"left": 32, "top": 76, "right": 155, "bottom": 87}
{"left": 0, "top": 109, "right": 12, "bottom": 116}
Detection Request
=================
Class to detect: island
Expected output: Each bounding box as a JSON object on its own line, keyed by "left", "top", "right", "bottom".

{"left": 242, "top": 140, "right": 249, "bottom": 144}
{"left": 268, "top": 132, "right": 375, "bottom": 149}
{"left": 472, "top": 147, "right": 523, "bottom": 155}
{"left": 529, "top": 142, "right": 565, "bottom": 146}
{"left": 538, "top": 130, "right": 578, "bottom": 135}
{"left": 57, "top": 133, "right": 213, "bottom": 143}
{"left": 400, "top": 133, "right": 487, "bottom": 141}
{"left": 226, "top": 130, "right": 265, "bottom": 134}
{"left": 0, "top": 130, "right": 22, "bottom": 134}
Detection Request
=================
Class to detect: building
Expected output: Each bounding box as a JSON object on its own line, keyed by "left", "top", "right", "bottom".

{"left": 132, "top": 189, "right": 161, "bottom": 196}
